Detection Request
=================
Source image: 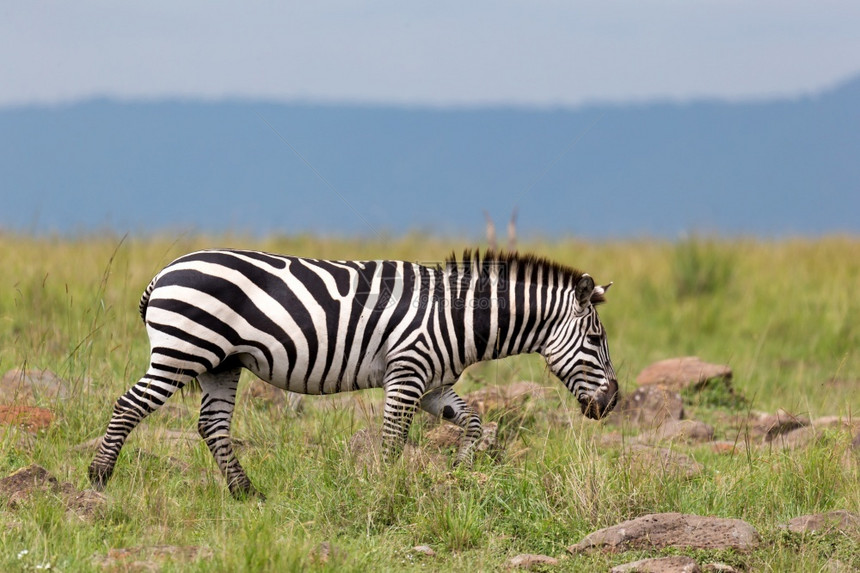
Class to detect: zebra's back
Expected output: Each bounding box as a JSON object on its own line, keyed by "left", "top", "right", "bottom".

{"left": 142, "top": 249, "right": 435, "bottom": 394}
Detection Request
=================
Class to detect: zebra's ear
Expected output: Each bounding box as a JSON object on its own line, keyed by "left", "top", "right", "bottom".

{"left": 575, "top": 274, "right": 595, "bottom": 307}
{"left": 591, "top": 282, "right": 612, "bottom": 305}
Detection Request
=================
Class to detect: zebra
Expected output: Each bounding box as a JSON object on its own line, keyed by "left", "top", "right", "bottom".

{"left": 89, "top": 249, "right": 618, "bottom": 498}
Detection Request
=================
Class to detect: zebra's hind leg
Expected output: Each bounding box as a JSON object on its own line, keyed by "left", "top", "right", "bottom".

{"left": 197, "top": 367, "right": 262, "bottom": 500}
{"left": 420, "top": 386, "right": 483, "bottom": 468}
{"left": 89, "top": 366, "right": 193, "bottom": 490}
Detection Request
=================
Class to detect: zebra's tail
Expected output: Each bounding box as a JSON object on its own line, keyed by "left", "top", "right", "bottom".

{"left": 138, "top": 277, "right": 158, "bottom": 323}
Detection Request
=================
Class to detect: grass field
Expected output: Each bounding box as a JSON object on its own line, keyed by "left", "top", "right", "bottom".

{"left": 0, "top": 233, "right": 858, "bottom": 571}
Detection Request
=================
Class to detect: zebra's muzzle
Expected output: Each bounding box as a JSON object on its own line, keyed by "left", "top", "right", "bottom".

{"left": 579, "top": 383, "right": 618, "bottom": 420}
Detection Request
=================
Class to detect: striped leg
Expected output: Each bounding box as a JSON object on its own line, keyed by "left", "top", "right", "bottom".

{"left": 89, "top": 366, "right": 192, "bottom": 490}
{"left": 420, "top": 386, "right": 483, "bottom": 468}
{"left": 197, "top": 368, "right": 261, "bottom": 500}
{"left": 381, "top": 366, "right": 426, "bottom": 462}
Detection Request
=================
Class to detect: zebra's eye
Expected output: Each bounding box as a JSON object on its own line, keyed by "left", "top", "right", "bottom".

{"left": 586, "top": 334, "right": 602, "bottom": 345}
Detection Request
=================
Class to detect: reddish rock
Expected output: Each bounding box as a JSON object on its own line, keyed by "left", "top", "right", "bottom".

{"left": 611, "top": 385, "right": 684, "bottom": 427}
{"left": 506, "top": 553, "right": 559, "bottom": 569}
{"left": 569, "top": 513, "right": 760, "bottom": 552}
{"left": 711, "top": 441, "right": 749, "bottom": 455}
{"left": 0, "top": 405, "right": 54, "bottom": 432}
{"left": 635, "top": 357, "right": 732, "bottom": 391}
{"left": 611, "top": 556, "right": 701, "bottom": 573}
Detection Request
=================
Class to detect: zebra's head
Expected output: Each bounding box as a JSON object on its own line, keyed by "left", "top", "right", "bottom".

{"left": 542, "top": 273, "right": 618, "bottom": 420}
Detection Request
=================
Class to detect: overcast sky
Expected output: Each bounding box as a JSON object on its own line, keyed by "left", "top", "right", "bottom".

{"left": 3, "top": 1, "right": 860, "bottom": 108}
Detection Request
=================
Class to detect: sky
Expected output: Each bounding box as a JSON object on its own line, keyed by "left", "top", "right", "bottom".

{"left": 3, "top": 1, "right": 860, "bottom": 108}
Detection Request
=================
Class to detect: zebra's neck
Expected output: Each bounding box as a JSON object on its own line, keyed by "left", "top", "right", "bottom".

{"left": 439, "top": 255, "right": 563, "bottom": 371}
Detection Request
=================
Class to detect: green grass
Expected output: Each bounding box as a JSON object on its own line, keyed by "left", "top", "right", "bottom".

{"left": 0, "top": 233, "right": 858, "bottom": 571}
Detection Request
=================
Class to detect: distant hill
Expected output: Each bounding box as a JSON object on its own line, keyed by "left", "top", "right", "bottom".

{"left": 1, "top": 75, "right": 859, "bottom": 238}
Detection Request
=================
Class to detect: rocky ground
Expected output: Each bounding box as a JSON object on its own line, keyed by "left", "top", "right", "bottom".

{"left": 1, "top": 360, "right": 858, "bottom": 572}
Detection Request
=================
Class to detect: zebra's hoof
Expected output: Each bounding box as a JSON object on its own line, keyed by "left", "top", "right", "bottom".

{"left": 228, "top": 480, "right": 265, "bottom": 502}
{"left": 88, "top": 463, "right": 113, "bottom": 491}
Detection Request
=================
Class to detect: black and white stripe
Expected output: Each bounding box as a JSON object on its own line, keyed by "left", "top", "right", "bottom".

{"left": 90, "top": 249, "right": 618, "bottom": 498}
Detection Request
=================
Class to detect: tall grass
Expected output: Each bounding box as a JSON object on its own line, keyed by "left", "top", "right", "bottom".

{"left": 0, "top": 233, "right": 858, "bottom": 571}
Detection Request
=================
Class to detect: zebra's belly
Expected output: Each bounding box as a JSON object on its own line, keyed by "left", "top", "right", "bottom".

{"left": 237, "top": 351, "right": 387, "bottom": 395}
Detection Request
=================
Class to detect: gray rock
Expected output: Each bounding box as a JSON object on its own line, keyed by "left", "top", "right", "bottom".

{"left": 465, "top": 381, "right": 549, "bottom": 415}
{"left": 638, "top": 419, "right": 714, "bottom": 444}
{"left": 751, "top": 409, "right": 809, "bottom": 442}
{"left": 702, "top": 564, "right": 739, "bottom": 573}
{"left": 92, "top": 545, "right": 213, "bottom": 570}
{"left": 569, "top": 513, "right": 760, "bottom": 552}
{"left": 0, "top": 464, "right": 107, "bottom": 519}
{"left": 636, "top": 357, "right": 732, "bottom": 391}
{"left": 611, "top": 385, "right": 684, "bottom": 427}
{"left": 784, "top": 510, "right": 860, "bottom": 537}
{"left": 242, "top": 378, "right": 304, "bottom": 413}
{"left": 766, "top": 426, "right": 819, "bottom": 451}
{"left": 412, "top": 545, "right": 436, "bottom": 556}
{"left": 619, "top": 445, "right": 703, "bottom": 480}
{"left": 0, "top": 368, "right": 71, "bottom": 404}
{"left": 611, "top": 556, "right": 701, "bottom": 573}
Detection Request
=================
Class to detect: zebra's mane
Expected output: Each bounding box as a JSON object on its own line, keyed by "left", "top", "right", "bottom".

{"left": 443, "top": 249, "right": 606, "bottom": 304}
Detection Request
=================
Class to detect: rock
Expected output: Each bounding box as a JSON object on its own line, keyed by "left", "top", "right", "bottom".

{"left": 92, "top": 545, "right": 213, "bottom": 571}
{"left": 710, "top": 441, "right": 749, "bottom": 455}
{"left": 348, "top": 428, "right": 445, "bottom": 471}
{"left": 620, "top": 445, "right": 703, "bottom": 479}
{"left": 751, "top": 409, "right": 809, "bottom": 442}
{"left": 243, "top": 378, "right": 304, "bottom": 413}
{"left": 702, "top": 565, "right": 739, "bottom": 573}
{"left": 0, "top": 464, "right": 76, "bottom": 507}
{"left": 412, "top": 545, "right": 436, "bottom": 556}
{"left": 506, "top": 553, "right": 559, "bottom": 569}
{"left": 824, "top": 558, "right": 856, "bottom": 572}
{"left": 611, "top": 556, "right": 701, "bottom": 572}
{"left": 309, "top": 542, "right": 347, "bottom": 565}
{"left": 423, "top": 422, "right": 500, "bottom": 457}
{"left": 477, "top": 422, "right": 500, "bottom": 454}
{"left": 425, "top": 424, "right": 462, "bottom": 449}
{"left": 784, "top": 510, "right": 860, "bottom": 536}
{"left": 636, "top": 357, "right": 732, "bottom": 391}
{"left": 610, "top": 385, "right": 684, "bottom": 427}
{"left": 766, "top": 426, "right": 819, "bottom": 451}
{"left": 638, "top": 419, "right": 714, "bottom": 444}
{"left": 66, "top": 489, "right": 108, "bottom": 519}
{"left": 0, "top": 368, "right": 71, "bottom": 404}
{"left": 0, "top": 405, "right": 54, "bottom": 432}
{"left": 464, "top": 381, "right": 549, "bottom": 415}
{"left": 811, "top": 416, "right": 860, "bottom": 433}
{"left": 0, "top": 464, "right": 108, "bottom": 520}
{"left": 568, "top": 513, "right": 760, "bottom": 552}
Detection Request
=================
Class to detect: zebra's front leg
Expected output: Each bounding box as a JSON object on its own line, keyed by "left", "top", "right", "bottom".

{"left": 380, "top": 368, "right": 425, "bottom": 463}
{"left": 420, "top": 386, "right": 482, "bottom": 469}
{"left": 197, "top": 368, "right": 262, "bottom": 500}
